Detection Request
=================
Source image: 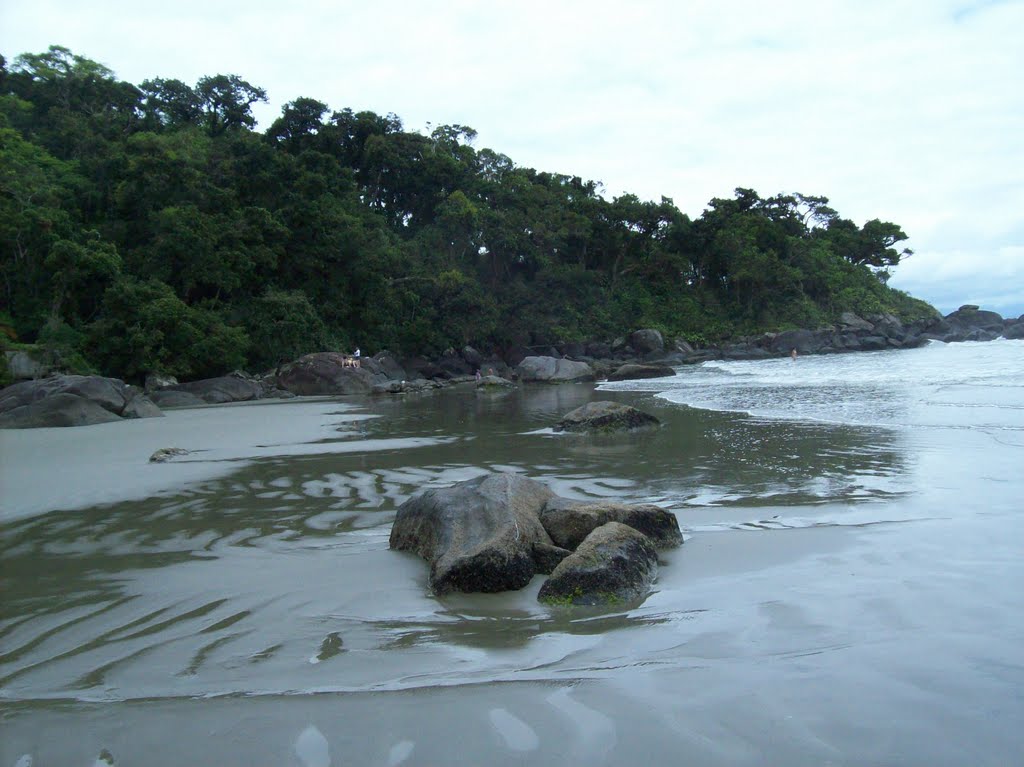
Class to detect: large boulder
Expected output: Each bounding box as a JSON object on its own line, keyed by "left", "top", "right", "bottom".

{"left": 389, "top": 473, "right": 568, "bottom": 594}
{"left": 0, "top": 392, "right": 124, "bottom": 429}
{"left": 537, "top": 522, "right": 660, "bottom": 606}
{"left": 0, "top": 374, "right": 163, "bottom": 428}
{"left": 606, "top": 364, "right": 676, "bottom": 382}
{"left": 540, "top": 498, "right": 683, "bottom": 551}
{"left": 770, "top": 329, "right": 823, "bottom": 355}
{"left": 516, "top": 356, "right": 595, "bottom": 383}
{"left": 629, "top": 329, "right": 664, "bottom": 354}
{"left": 1003, "top": 322, "right": 1024, "bottom": 340}
{"left": 553, "top": 401, "right": 660, "bottom": 433}
{"left": 160, "top": 375, "right": 263, "bottom": 404}
{"left": 277, "top": 352, "right": 376, "bottom": 395}
{"left": 838, "top": 312, "right": 875, "bottom": 332}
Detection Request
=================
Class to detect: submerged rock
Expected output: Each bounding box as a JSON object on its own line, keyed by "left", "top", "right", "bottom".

{"left": 540, "top": 497, "right": 683, "bottom": 551}
{"left": 389, "top": 473, "right": 564, "bottom": 594}
{"left": 149, "top": 447, "right": 191, "bottom": 463}
{"left": 537, "top": 522, "right": 659, "bottom": 606}
{"left": 553, "top": 400, "right": 660, "bottom": 433}
{"left": 606, "top": 363, "right": 676, "bottom": 382}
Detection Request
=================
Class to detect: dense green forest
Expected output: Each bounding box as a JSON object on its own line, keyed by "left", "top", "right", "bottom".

{"left": 0, "top": 45, "right": 934, "bottom": 383}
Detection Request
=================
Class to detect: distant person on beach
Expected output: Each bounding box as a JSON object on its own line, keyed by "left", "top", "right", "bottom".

{"left": 476, "top": 369, "right": 482, "bottom": 382}
{"left": 353, "top": 348, "right": 361, "bottom": 368}
{"left": 791, "top": 348, "right": 798, "bottom": 361}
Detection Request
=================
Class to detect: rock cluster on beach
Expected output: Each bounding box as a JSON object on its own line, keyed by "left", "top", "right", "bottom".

{"left": 3, "top": 306, "right": 1020, "bottom": 430}
{"left": 389, "top": 472, "right": 683, "bottom": 605}
{"left": 0, "top": 374, "right": 162, "bottom": 429}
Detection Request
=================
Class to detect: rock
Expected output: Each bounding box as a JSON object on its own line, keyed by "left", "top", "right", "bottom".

{"left": 389, "top": 473, "right": 561, "bottom": 594}
{"left": 461, "top": 345, "right": 483, "bottom": 368}
{"left": 277, "top": 352, "right": 375, "bottom": 395}
{"left": 122, "top": 391, "right": 165, "bottom": 419}
{"left": 149, "top": 390, "right": 206, "bottom": 408}
{"left": 553, "top": 401, "right": 660, "bottom": 433}
{"left": 606, "top": 364, "right": 676, "bottom": 382}
{"left": 162, "top": 375, "right": 263, "bottom": 404}
{"left": 438, "top": 349, "right": 473, "bottom": 377}
{"left": 4, "top": 350, "right": 49, "bottom": 381}
{"left": 0, "top": 374, "right": 163, "bottom": 428}
{"left": 476, "top": 375, "right": 516, "bottom": 389}
{"left": 516, "top": 356, "right": 595, "bottom": 383}
{"left": 144, "top": 372, "right": 178, "bottom": 392}
{"left": 1003, "top": 322, "right": 1024, "bottom": 340}
{"left": 838, "top": 312, "right": 875, "bottom": 332}
{"left": 629, "top": 329, "right": 664, "bottom": 354}
{"left": 0, "top": 392, "right": 123, "bottom": 429}
{"left": 149, "top": 447, "right": 190, "bottom": 463}
{"left": 585, "top": 341, "right": 613, "bottom": 359}
{"left": 671, "top": 337, "right": 695, "bottom": 355}
{"left": 537, "top": 522, "right": 659, "bottom": 606}
{"left": 372, "top": 351, "right": 408, "bottom": 381}
{"left": 539, "top": 498, "right": 683, "bottom": 551}
{"left": 770, "top": 329, "right": 822, "bottom": 355}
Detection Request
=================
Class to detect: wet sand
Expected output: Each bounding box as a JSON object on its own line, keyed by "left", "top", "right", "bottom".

{"left": 2, "top": 383, "right": 1022, "bottom": 766}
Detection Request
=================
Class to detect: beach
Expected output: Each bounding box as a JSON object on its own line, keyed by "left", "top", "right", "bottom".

{"left": 2, "top": 341, "right": 1023, "bottom": 766}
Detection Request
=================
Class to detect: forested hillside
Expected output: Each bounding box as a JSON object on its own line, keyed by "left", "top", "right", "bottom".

{"left": 1, "top": 46, "right": 935, "bottom": 383}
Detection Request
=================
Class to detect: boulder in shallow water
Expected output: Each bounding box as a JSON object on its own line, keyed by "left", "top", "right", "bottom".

{"left": 540, "top": 497, "right": 683, "bottom": 551}
{"left": 537, "top": 522, "right": 659, "bottom": 606}
{"left": 553, "top": 401, "right": 660, "bottom": 433}
{"left": 389, "top": 473, "right": 565, "bottom": 594}
{"left": 606, "top": 363, "right": 676, "bottom": 382}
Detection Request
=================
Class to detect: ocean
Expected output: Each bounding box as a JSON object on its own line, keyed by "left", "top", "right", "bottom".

{"left": 1, "top": 339, "right": 1022, "bottom": 766}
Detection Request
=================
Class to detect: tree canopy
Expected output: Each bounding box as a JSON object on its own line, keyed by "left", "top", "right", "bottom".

{"left": 0, "top": 45, "right": 933, "bottom": 381}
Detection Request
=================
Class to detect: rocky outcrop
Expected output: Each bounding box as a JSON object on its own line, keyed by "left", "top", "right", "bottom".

{"left": 389, "top": 473, "right": 566, "bottom": 594}
{"left": 390, "top": 472, "right": 683, "bottom": 602}
{"left": 516, "top": 356, "right": 595, "bottom": 383}
{"left": 0, "top": 374, "right": 163, "bottom": 429}
{"left": 540, "top": 498, "right": 684, "bottom": 550}
{"left": 276, "top": 352, "right": 378, "bottom": 395}
{"left": 0, "top": 392, "right": 123, "bottom": 428}
{"left": 553, "top": 401, "right": 660, "bottom": 433}
{"left": 607, "top": 363, "right": 676, "bottom": 382}
{"left": 537, "top": 522, "right": 660, "bottom": 606}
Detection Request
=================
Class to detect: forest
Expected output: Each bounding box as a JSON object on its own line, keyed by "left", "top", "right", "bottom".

{"left": 0, "top": 45, "right": 935, "bottom": 384}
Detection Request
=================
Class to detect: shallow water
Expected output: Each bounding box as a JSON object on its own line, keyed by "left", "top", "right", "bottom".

{"left": 2, "top": 343, "right": 1023, "bottom": 766}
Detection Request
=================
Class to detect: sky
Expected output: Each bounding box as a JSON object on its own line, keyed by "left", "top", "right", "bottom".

{"left": 2, "top": 0, "right": 1022, "bottom": 317}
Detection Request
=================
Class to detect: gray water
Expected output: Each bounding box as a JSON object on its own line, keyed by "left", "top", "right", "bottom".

{"left": 2, "top": 341, "right": 1022, "bottom": 766}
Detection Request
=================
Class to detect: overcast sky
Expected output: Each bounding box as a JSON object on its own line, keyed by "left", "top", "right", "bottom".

{"left": 3, "top": 0, "right": 1022, "bottom": 317}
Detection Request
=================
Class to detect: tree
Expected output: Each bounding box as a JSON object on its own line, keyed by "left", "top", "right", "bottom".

{"left": 194, "top": 74, "right": 266, "bottom": 136}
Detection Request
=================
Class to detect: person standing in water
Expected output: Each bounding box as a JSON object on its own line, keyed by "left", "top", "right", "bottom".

{"left": 791, "top": 348, "right": 798, "bottom": 361}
